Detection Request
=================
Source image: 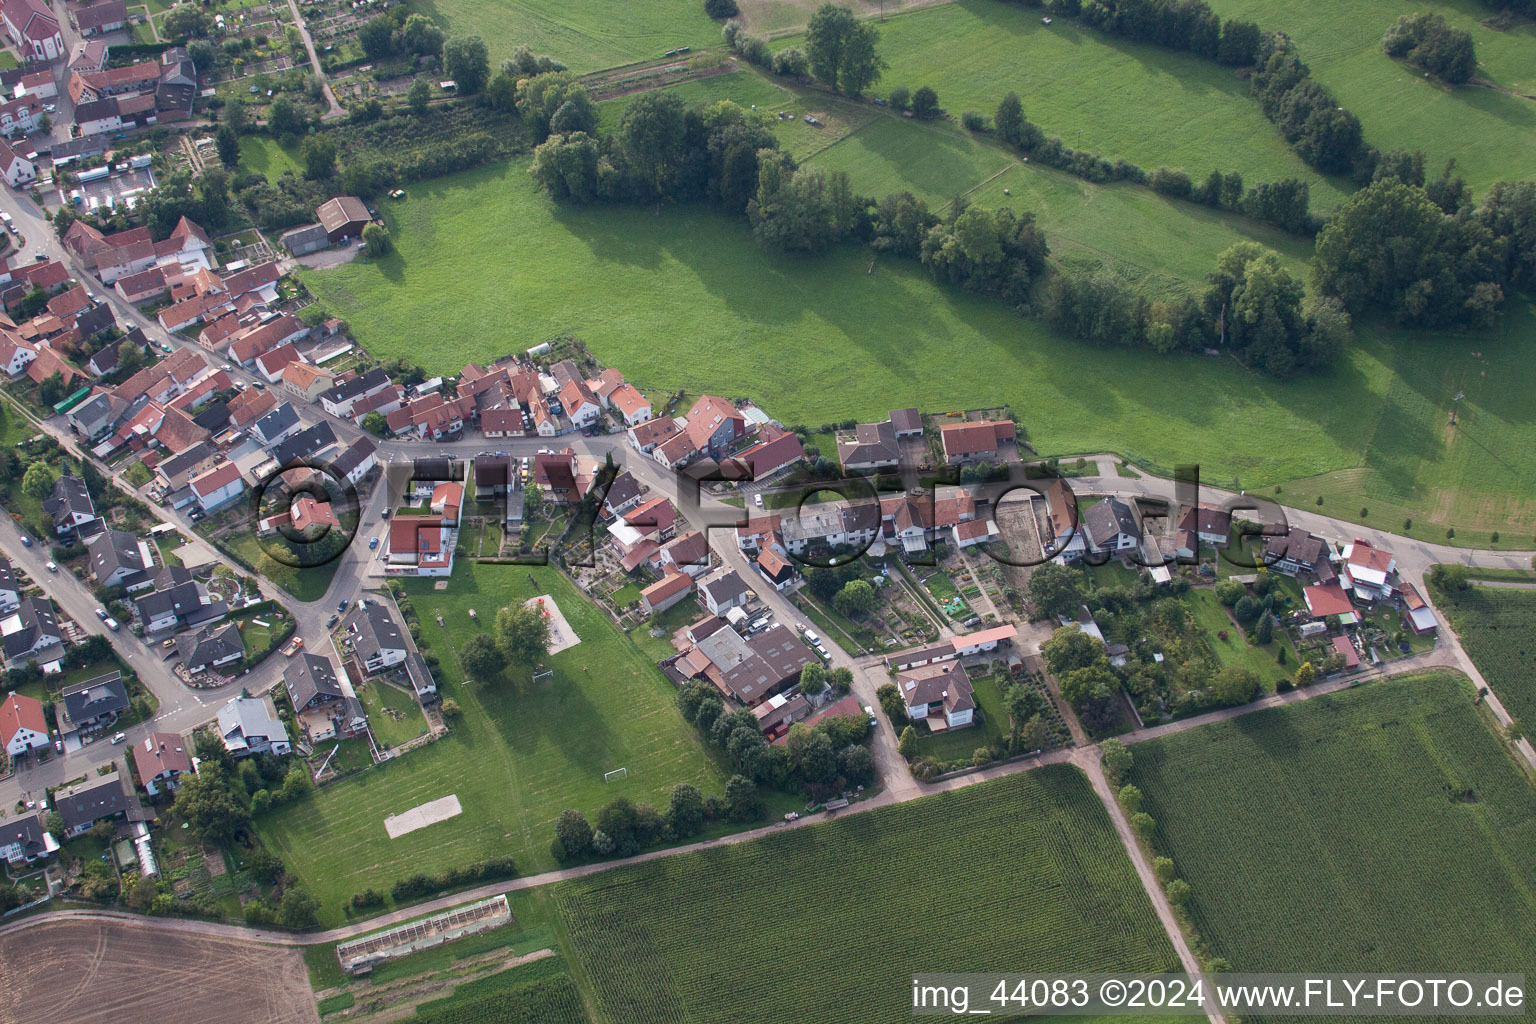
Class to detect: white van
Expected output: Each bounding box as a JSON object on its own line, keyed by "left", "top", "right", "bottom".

{"left": 802, "top": 628, "right": 820, "bottom": 644}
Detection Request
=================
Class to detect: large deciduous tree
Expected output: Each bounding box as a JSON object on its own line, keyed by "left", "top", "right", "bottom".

{"left": 805, "top": 4, "right": 886, "bottom": 95}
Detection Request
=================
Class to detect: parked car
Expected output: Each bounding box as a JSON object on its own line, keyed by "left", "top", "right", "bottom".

{"left": 111, "top": 732, "right": 126, "bottom": 744}
{"left": 337, "top": 599, "right": 348, "bottom": 613}
{"left": 104, "top": 617, "right": 120, "bottom": 631}
{"left": 19, "top": 534, "right": 31, "bottom": 547}
{"left": 864, "top": 704, "right": 877, "bottom": 726}
{"left": 44, "top": 561, "right": 57, "bottom": 573}
{"left": 325, "top": 613, "right": 339, "bottom": 628}
{"left": 369, "top": 536, "right": 379, "bottom": 550}
{"left": 753, "top": 492, "right": 763, "bottom": 508}
{"left": 94, "top": 607, "right": 107, "bottom": 620}
{"left": 161, "top": 638, "right": 175, "bottom": 649}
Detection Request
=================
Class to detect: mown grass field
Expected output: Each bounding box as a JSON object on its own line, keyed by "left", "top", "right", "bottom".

{"left": 1431, "top": 583, "right": 1536, "bottom": 730}
{"left": 553, "top": 764, "right": 1180, "bottom": 1024}
{"left": 1203, "top": 0, "right": 1536, "bottom": 199}
{"left": 1127, "top": 672, "right": 1536, "bottom": 985}
{"left": 405, "top": 0, "right": 721, "bottom": 72}
{"left": 257, "top": 563, "right": 728, "bottom": 925}
{"left": 237, "top": 135, "right": 302, "bottom": 180}
{"left": 301, "top": 155, "right": 1536, "bottom": 544}
{"left": 778, "top": 0, "right": 1354, "bottom": 212}
{"left": 1185, "top": 586, "right": 1295, "bottom": 689}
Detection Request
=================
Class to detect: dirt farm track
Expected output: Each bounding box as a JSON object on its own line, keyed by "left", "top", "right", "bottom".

{"left": 0, "top": 918, "right": 318, "bottom": 1024}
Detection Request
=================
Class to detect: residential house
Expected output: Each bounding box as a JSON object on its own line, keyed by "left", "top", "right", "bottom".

{"left": 54, "top": 771, "right": 137, "bottom": 836}
{"left": 0, "top": 558, "right": 18, "bottom": 615}
{"left": 2, "top": 596, "right": 64, "bottom": 672}
{"left": 836, "top": 418, "right": 899, "bottom": 471}
{"left": 134, "top": 577, "right": 223, "bottom": 635}
{"left": 86, "top": 528, "right": 153, "bottom": 590}
{"left": 1262, "top": 527, "right": 1329, "bottom": 578}
{"left": 1338, "top": 540, "right": 1398, "bottom": 602}
{"left": 250, "top": 401, "right": 301, "bottom": 446}
{"left": 41, "top": 474, "right": 96, "bottom": 539}
{"left": 318, "top": 368, "right": 391, "bottom": 419}
{"left": 0, "top": 137, "right": 34, "bottom": 185}
{"left": 284, "top": 652, "right": 352, "bottom": 742}
{"left": 737, "top": 424, "right": 804, "bottom": 480}
{"left": 216, "top": 695, "right": 290, "bottom": 758}
{"left": 331, "top": 437, "right": 377, "bottom": 486}
{"left": 345, "top": 603, "right": 408, "bottom": 674}
{"left": 601, "top": 471, "right": 642, "bottom": 518}
{"left": 71, "top": 1, "right": 127, "bottom": 36}
{"left": 628, "top": 415, "right": 678, "bottom": 454}
{"left": 0, "top": 813, "right": 57, "bottom": 865}
{"left": 751, "top": 691, "right": 809, "bottom": 742}
{"left": 699, "top": 570, "right": 751, "bottom": 617}
{"left": 640, "top": 570, "right": 694, "bottom": 616}
{"left": 0, "top": 691, "right": 48, "bottom": 757}
{"left": 939, "top": 419, "right": 1016, "bottom": 464}
{"left": 754, "top": 542, "right": 796, "bottom": 592}
{"left": 557, "top": 377, "right": 601, "bottom": 429}
{"left": 176, "top": 620, "right": 242, "bottom": 674}
{"left": 684, "top": 395, "right": 748, "bottom": 457}
{"left": 606, "top": 383, "right": 651, "bottom": 428}
{"left": 188, "top": 461, "right": 244, "bottom": 513}
{"left": 58, "top": 672, "right": 129, "bottom": 739}
{"left": 894, "top": 661, "right": 976, "bottom": 730}
{"left": 534, "top": 449, "right": 579, "bottom": 504}
{"left": 778, "top": 499, "right": 880, "bottom": 555}
{"left": 0, "top": 331, "right": 36, "bottom": 376}
{"left": 282, "top": 361, "right": 335, "bottom": 403}
{"left": 952, "top": 518, "right": 999, "bottom": 549}
{"left": 1082, "top": 498, "right": 1140, "bottom": 556}
{"left": 1303, "top": 581, "right": 1358, "bottom": 625}
{"left": 131, "top": 731, "right": 192, "bottom": 795}
{"left": 254, "top": 343, "right": 301, "bottom": 383}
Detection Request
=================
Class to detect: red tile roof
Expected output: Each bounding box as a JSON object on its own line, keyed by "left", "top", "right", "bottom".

{"left": 1304, "top": 582, "right": 1354, "bottom": 619}
{"left": 940, "top": 419, "right": 1015, "bottom": 458}
{"left": 0, "top": 692, "right": 46, "bottom": 744}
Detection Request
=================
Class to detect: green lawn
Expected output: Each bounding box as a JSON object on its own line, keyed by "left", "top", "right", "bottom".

{"left": 406, "top": 0, "right": 722, "bottom": 71}
{"left": 355, "top": 677, "right": 428, "bottom": 748}
{"left": 1431, "top": 582, "right": 1536, "bottom": 730}
{"left": 1202, "top": 0, "right": 1536, "bottom": 199}
{"left": 553, "top": 764, "right": 1181, "bottom": 1024}
{"left": 907, "top": 670, "right": 1008, "bottom": 763}
{"left": 780, "top": 0, "right": 1353, "bottom": 212}
{"left": 237, "top": 134, "right": 303, "bottom": 181}
{"left": 224, "top": 533, "right": 341, "bottom": 603}
{"left": 1185, "top": 586, "right": 1293, "bottom": 688}
{"left": 256, "top": 563, "right": 728, "bottom": 925}
{"left": 300, "top": 156, "right": 1536, "bottom": 546}
{"left": 1127, "top": 672, "right": 1536, "bottom": 982}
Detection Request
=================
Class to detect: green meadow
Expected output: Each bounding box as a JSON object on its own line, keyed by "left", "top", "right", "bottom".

{"left": 301, "top": 156, "right": 1536, "bottom": 544}
{"left": 1203, "top": 0, "right": 1536, "bottom": 198}
{"left": 777, "top": 0, "right": 1355, "bottom": 212}
{"left": 406, "top": 0, "right": 722, "bottom": 71}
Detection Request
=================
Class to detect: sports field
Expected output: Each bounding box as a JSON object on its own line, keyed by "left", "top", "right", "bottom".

{"left": 1127, "top": 672, "right": 1536, "bottom": 984}
{"left": 301, "top": 156, "right": 1536, "bottom": 545}
{"left": 780, "top": 0, "right": 1354, "bottom": 212}
{"left": 257, "top": 563, "right": 727, "bottom": 924}
{"left": 1203, "top": 0, "right": 1536, "bottom": 198}
{"left": 406, "top": 0, "right": 721, "bottom": 72}
{"left": 1431, "top": 583, "right": 1536, "bottom": 731}
{"left": 553, "top": 764, "right": 1181, "bottom": 1024}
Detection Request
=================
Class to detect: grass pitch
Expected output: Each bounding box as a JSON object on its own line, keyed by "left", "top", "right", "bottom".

{"left": 1127, "top": 672, "right": 1536, "bottom": 985}
{"left": 257, "top": 563, "right": 727, "bottom": 924}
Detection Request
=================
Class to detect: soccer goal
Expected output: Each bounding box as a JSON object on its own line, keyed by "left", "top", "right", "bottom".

{"left": 604, "top": 767, "right": 628, "bottom": 783}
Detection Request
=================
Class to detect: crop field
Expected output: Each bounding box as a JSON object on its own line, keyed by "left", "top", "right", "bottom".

{"left": 1203, "top": 0, "right": 1536, "bottom": 199}
{"left": 257, "top": 563, "right": 727, "bottom": 924}
{"left": 302, "top": 155, "right": 1536, "bottom": 544}
{"left": 553, "top": 764, "right": 1179, "bottom": 1024}
{"left": 405, "top": 0, "right": 721, "bottom": 72}
{"left": 781, "top": 0, "right": 1353, "bottom": 212}
{"left": 1127, "top": 672, "right": 1536, "bottom": 987}
{"left": 1431, "top": 583, "right": 1536, "bottom": 731}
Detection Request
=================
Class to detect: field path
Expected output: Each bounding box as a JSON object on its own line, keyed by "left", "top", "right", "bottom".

{"left": 1076, "top": 746, "right": 1226, "bottom": 1024}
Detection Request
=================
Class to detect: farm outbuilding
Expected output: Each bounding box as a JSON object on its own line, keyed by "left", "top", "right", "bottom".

{"left": 281, "top": 221, "right": 329, "bottom": 256}
{"left": 316, "top": 195, "right": 371, "bottom": 243}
